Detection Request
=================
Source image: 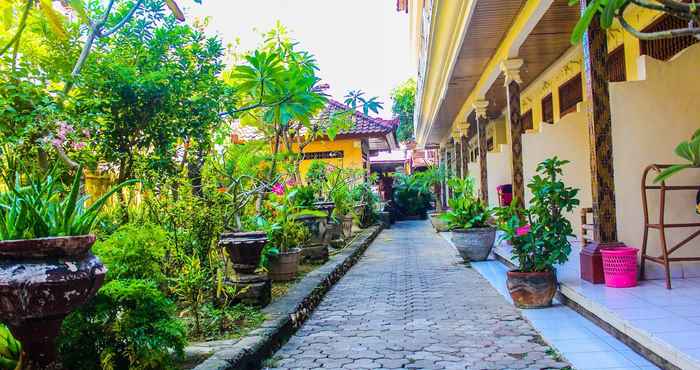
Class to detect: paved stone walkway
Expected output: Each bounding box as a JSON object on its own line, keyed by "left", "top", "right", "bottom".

{"left": 266, "top": 221, "right": 570, "bottom": 370}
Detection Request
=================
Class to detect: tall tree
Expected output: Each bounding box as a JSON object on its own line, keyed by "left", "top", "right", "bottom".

{"left": 390, "top": 78, "right": 416, "bottom": 143}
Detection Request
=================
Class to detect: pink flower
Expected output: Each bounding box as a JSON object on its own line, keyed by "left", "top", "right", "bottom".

{"left": 82, "top": 129, "right": 91, "bottom": 138}
{"left": 516, "top": 224, "right": 531, "bottom": 237}
{"left": 286, "top": 179, "right": 296, "bottom": 187}
{"left": 271, "top": 183, "right": 285, "bottom": 196}
{"left": 72, "top": 141, "right": 86, "bottom": 150}
{"left": 51, "top": 138, "right": 64, "bottom": 147}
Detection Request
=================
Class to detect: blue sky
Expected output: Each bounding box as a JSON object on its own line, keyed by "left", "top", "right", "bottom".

{"left": 180, "top": 0, "right": 414, "bottom": 118}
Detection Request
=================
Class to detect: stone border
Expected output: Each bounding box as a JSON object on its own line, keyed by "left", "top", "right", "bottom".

{"left": 192, "top": 225, "right": 383, "bottom": 370}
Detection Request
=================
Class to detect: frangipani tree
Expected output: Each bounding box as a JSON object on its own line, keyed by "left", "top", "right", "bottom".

{"left": 229, "top": 23, "right": 383, "bottom": 184}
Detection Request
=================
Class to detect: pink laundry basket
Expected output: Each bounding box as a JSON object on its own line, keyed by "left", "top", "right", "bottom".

{"left": 601, "top": 247, "right": 639, "bottom": 288}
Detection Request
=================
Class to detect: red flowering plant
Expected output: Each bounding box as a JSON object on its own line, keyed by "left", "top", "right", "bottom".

{"left": 496, "top": 157, "right": 579, "bottom": 272}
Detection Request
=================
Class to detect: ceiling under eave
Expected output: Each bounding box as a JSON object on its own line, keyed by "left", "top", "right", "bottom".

{"left": 425, "top": 0, "right": 526, "bottom": 146}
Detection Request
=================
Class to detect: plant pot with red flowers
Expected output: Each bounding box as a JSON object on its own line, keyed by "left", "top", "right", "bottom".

{"left": 440, "top": 177, "right": 495, "bottom": 262}
{"left": 497, "top": 158, "right": 580, "bottom": 309}
{"left": 0, "top": 166, "right": 135, "bottom": 369}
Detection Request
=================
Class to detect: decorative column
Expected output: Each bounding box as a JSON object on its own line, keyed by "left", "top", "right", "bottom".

{"left": 579, "top": 0, "right": 622, "bottom": 284}
{"left": 439, "top": 145, "right": 447, "bottom": 209}
{"left": 452, "top": 131, "right": 463, "bottom": 178}
{"left": 501, "top": 59, "right": 525, "bottom": 207}
{"left": 474, "top": 100, "right": 489, "bottom": 204}
{"left": 445, "top": 142, "right": 453, "bottom": 201}
{"left": 459, "top": 123, "right": 470, "bottom": 178}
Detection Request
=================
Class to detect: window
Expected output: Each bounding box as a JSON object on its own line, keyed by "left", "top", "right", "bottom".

{"left": 641, "top": 15, "right": 698, "bottom": 61}
{"left": 521, "top": 110, "right": 533, "bottom": 131}
{"left": 607, "top": 46, "right": 626, "bottom": 82}
{"left": 559, "top": 74, "right": 583, "bottom": 116}
{"left": 541, "top": 94, "right": 553, "bottom": 124}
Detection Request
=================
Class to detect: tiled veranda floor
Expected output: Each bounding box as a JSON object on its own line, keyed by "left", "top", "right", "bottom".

{"left": 441, "top": 232, "right": 661, "bottom": 370}
{"left": 490, "top": 237, "right": 700, "bottom": 369}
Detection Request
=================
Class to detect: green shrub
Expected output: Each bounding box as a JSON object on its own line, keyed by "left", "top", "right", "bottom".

{"left": 59, "top": 279, "right": 187, "bottom": 370}
{"left": 93, "top": 224, "right": 170, "bottom": 284}
{"left": 392, "top": 173, "right": 431, "bottom": 217}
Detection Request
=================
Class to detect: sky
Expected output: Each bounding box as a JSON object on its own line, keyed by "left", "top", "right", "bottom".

{"left": 179, "top": 0, "right": 414, "bottom": 119}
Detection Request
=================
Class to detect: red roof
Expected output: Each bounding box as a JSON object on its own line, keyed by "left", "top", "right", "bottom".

{"left": 322, "top": 100, "right": 398, "bottom": 138}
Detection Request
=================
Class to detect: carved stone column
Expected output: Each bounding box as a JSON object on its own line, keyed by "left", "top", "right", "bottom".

{"left": 458, "top": 122, "right": 470, "bottom": 178}
{"left": 439, "top": 145, "right": 447, "bottom": 209}
{"left": 474, "top": 100, "right": 489, "bottom": 204}
{"left": 501, "top": 59, "right": 525, "bottom": 207}
{"left": 579, "top": 0, "right": 622, "bottom": 284}
{"left": 452, "top": 132, "right": 463, "bottom": 179}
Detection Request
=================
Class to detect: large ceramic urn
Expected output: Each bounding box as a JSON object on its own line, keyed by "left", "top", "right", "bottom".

{"left": 219, "top": 231, "right": 268, "bottom": 275}
{"left": 0, "top": 235, "right": 106, "bottom": 369}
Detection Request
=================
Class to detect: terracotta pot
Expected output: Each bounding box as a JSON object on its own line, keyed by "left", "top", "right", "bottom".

{"left": 451, "top": 227, "right": 496, "bottom": 262}
{"left": 219, "top": 231, "right": 268, "bottom": 275}
{"left": 301, "top": 243, "right": 329, "bottom": 263}
{"left": 341, "top": 215, "right": 353, "bottom": 239}
{"left": 0, "top": 235, "right": 106, "bottom": 369}
{"left": 268, "top": 248, "right": 301, "bottom": 282}
{"left": 428, "top": 212, "right": 449, "bottom": 232}
{"left": 506, "top": 270, "right": 558, "bottom": 309}
{"left": 297, "top": 214, "right": 327, "bottom": 245}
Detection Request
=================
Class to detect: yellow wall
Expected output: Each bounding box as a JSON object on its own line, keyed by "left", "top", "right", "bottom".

{"left": 610, "top": 44, "right": 700, "bottom": 278}
{"left": 296, "top": 138, "right": 365, "bottom": 181}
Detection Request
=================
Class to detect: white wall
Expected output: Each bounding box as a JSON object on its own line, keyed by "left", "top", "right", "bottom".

{"left": 610, "top": 44, "right": 700, "bottom": 277}
{"left": 522, "top": 105, "right": 593, "bottom": 233}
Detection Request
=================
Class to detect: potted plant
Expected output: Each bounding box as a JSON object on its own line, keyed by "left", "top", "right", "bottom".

{"left": 351, "top": 182, "right": 379, "bottom": 228}
{"left": 418, "top": 165, "right": 449, "bottom": 231}
{"left": 259, "top": 188, "right": 324, "bottom": 281}
{"left": 440, "top": 193, "right": 495, "bottom": 262}
{"left": 209, "top": 143, "right": 270, "bottom": 275}
{"left": 329, "top": 179, "right": 355, "bottom": 239}
{"left": 291, "top": 184, "right": 329, "bottom": 245}
{"left": 499, "top": 157, "right": 579, "bottom": 308}
{"left": 0, "top": 166, "right": 135, "bottom": 369}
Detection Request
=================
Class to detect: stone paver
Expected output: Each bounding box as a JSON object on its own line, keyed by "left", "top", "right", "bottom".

{"left": 266, "top": 221, "right": 570, "bottom": 370}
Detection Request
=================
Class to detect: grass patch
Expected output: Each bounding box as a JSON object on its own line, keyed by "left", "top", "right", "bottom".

{"left": 181, "top": 303, "right": 266, "bottom": 342}
{"left": 271, "top": 262, "right": 322, "bottom": 300}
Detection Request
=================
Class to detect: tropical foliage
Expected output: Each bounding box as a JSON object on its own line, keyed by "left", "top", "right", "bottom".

{"left": 571, "top": 0, "right": 700, "bottom": 43}
{"left": 390, "top": 78, "right": 416, "bottom": 143}
{"left": 497, "top": 158, "right": 580, "bottom": 272}
{"left": 0, "top": 166, "right": 136, "bottom": 240}
{"left": 654, "top": 129, "right": 700, "bottom": 183}
{"left": 440, "top": 175, "right": 491, "bottom": 230}
{"left": 393, "top": 172, "right": 432, "bottom": 217}
{"left": 0, "top": 2, "right": 387, "bottom": 367}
